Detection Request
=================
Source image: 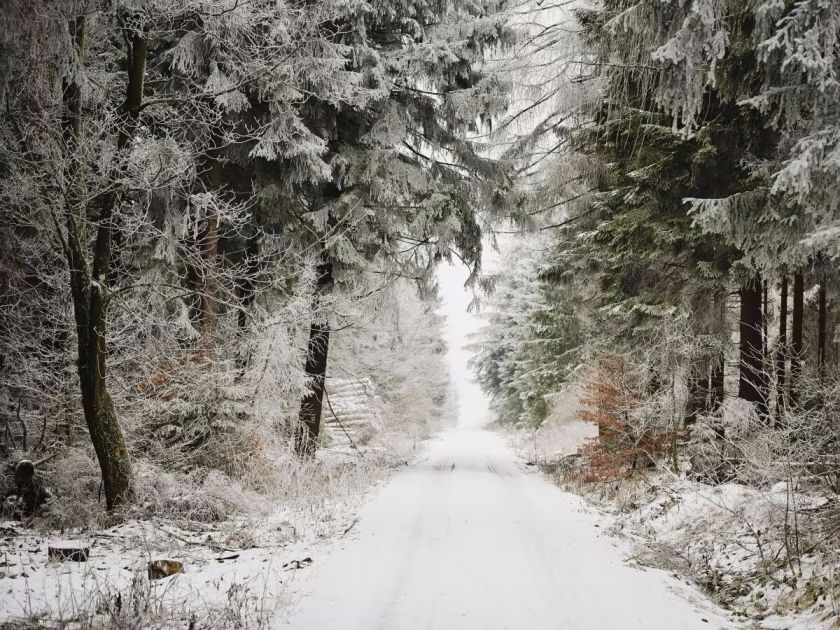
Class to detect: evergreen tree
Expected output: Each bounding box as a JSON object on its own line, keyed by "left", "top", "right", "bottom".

{"left": 269, "top": 0, "right": 518, "bottom": 454}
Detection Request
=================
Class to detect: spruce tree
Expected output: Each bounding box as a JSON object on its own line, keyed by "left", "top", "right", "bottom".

{"left": 268, "top": 0, "right": 518, "bottom": 454}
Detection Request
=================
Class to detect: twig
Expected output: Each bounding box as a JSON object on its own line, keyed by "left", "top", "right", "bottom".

{"left": 156, "top": 523, "right": 238, "bottom": 553}
{"left": 33, "top": 452, "right": 59, "bottom": 467}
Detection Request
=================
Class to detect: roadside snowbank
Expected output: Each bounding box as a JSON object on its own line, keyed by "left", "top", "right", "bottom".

{"left": 509, "top": 411, "right": 840, "bottom": 630}
{"left": 0, "top": 451, "right": 399, "bottom": 628}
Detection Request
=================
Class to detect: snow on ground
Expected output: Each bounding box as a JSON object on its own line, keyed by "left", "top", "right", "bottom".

{"left": 0, "top": 504, "right": 357, "bottom": 625}
{"left": 614, "top": 477, "right": 838, "bottom": 629}
{"left": 280, "top": 426, "right": 736, "bottom": 630}
{"left": 0, "top": 374, "right": 413, "bottom": 627}
{"left": 0, "top": 442, "right": 405, "bottom": 627}
{"left": 515, "top": 404, "right": 840, "bottom": 629}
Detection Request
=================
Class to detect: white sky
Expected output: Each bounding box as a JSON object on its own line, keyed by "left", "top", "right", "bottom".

{"left": 437, "top": 261, "right": 492, "bottom": 429}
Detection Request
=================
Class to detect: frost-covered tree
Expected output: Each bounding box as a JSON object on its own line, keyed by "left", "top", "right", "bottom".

{"left": 549, "top": 1, "right": 776, "bottom": 422}
{"left": 0, "top": 0, "right": 415, "bottom": 508}
{"left": 609, "top": 0, "right": 840, "bottom": 409}
{"left": 474, "top": 0, "right": 840, "bottom": 472}
{"left": 472, "top": 239, "right": 580, "bottom": 425}
{"left": 270, "top": 0, "right": 519, "bottom": 455}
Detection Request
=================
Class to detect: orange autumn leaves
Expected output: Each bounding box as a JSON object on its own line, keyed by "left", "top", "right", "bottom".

{"left": 577, "top": 355, "right": 676, "bottom": 482}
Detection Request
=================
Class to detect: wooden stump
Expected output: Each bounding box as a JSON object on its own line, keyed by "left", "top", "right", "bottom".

{"left": 48, "top": 544, "right": 89, "bottom": 562}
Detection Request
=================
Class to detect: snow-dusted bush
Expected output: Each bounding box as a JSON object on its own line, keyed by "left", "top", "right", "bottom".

{"left": 576, "top": 355, "right": 683, "bottom": 481}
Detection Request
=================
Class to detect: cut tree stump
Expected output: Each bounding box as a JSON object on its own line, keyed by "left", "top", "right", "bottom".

{"left": 147, "top": 559, "right": 183, "bottom": 580}
{"left": 48, "top": 543, "right": 89, "bottom": 562}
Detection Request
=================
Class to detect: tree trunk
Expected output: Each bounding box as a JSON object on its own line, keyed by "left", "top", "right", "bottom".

{"left": 818, "top": 280, "right": 827, "bottom": 378}
{"left": 197, "top": 148, "right": 224, "bottom": 349}
{"left": 198, "top": 212, "right": 219, "bottom": 348}
{"left": 294, "top": 260, "right": 333, "bottom": 456}
{"left": 738, "top": 275, "right": 768, "bottom": 418}
{"left": 709, "top": 290, "right": 726, "bottom": 413}
{"left": 762, "top": 280, "right": 769, "bottom": 358}
{"left": 59, "top": 16, "right": 147, "bottom": 510}
{"left": 776, "top": 274, "right": 788, "bottom": 419}
{"left": 235, "top": 228, "right": 260, "bottom": 374}
{"left": 790, "top": 271, "right": 804, "bottom": 403}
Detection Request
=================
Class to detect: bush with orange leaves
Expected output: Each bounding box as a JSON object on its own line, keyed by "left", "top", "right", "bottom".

{"left": 577, "top": 355, "right": 676, "bottom": 482}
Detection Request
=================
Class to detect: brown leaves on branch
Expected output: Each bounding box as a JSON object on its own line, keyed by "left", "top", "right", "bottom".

{"left": 577, "top": 355, "right": 677, "bottom": 482}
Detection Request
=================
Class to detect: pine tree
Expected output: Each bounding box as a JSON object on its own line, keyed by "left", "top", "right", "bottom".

{"left": 271, "top": 0, "right": 518, "bottom": 454}
{"left": 0, "top": 0, "right": 377, "bottom": 506}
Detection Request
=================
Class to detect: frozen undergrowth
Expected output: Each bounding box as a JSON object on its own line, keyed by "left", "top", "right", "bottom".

{"left": 609, "top": 476, "right": 839, "bottom": 629}
{"left": 0, "top": 279, "right": 448, "bottom": 628}
{"left": 507, "top": 397, "right": 840, "bottom": 630}
{"left": 0, "top": 443, "right": 422, "bottom": 629}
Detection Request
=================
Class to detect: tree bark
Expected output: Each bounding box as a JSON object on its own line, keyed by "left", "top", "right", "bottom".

{"left": 59, "top": 16, "right": 147, "bottom": 509}
{"left": 818, "top": 280, "right": 827, "bottom": 378}
{"left": 709, "top": 290, "right": 726, "bottom": 413}
{"left": 762, "top": 280, "right": 769, "bottom": 358}
{"left": 235, "top": 228, "right": 260, "bottom": 374}
{"left": 294, "top": 260, "right": 333, "bottom": 456}
{"left": 198, "top": 211, "right": 219, "bottom": 348}
{"left": 790, "top": 271, "right": 804, "bottom": 403}
{"left": 710, "top": 355, "right": 724, "bottom": 408}
{"left": 738, "top": 275, "right": 768, "bottom": 418}
{"left": 776, "top": 274, "right": 788, "bottom": 419}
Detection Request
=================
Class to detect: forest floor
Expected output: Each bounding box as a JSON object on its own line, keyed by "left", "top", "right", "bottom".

{"left": 0, "top": 449, "right": 404, "bottom": 628}
{"left": 280, "top": 425, "right": 734, "bottom": 630}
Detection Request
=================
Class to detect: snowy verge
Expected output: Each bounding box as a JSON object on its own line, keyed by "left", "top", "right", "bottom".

{"left": 0, "top": 450, "right": 417, "bottom": 628}
{"left": 504, "top": 416, "right": 840, "bottom": 630}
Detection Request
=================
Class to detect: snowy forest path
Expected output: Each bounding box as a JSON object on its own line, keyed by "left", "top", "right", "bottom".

{"left": 280, "top": 427, "right": 735, "bottom": 630}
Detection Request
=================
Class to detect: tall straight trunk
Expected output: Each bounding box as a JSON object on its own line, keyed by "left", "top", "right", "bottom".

{"left": 762, "top": 280, "right": 769, "bottom": 357}
{"left": 294, "top": 260, "right": 333, "bottom": 456}
{"left": 776, "top": 275, "right": 788, "bottom": 419}
{"left": 197, "top": 148, "right": 224, "bottom": 348}
{"left": 791, "top": 271, "right": 804, "bottom": 403}
{"left": 710, "top": 355, "right": 725, "bottom": 409}
{"left": 739, "top": 275, "right": 768, "bottom": 418}
{"left": 235, "top": 228, "right": 260, "bottom": 374}
{"left": 709, "top": 290, "right": 726, "bottom": 412}
{"left": 706, "top": 291, "right": 727, "bottom": 439}
{"left": 818, "top": 281, "right": 827, "bottom": 377}
{"left": 60, "top": 17, "right": 147, "bottom": 509}
{"left": 198, "top": 212, "right": 219, "bottom": 347}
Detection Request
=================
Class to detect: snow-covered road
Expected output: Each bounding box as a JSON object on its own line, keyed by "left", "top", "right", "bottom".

{"left": 281, "top": 426, "right": 734, "bottom": 630}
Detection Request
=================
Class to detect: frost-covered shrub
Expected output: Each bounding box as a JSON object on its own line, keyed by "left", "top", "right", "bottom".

{"left": 577, "top": 355, "right": 679, "bottom": 481}
{"left": 37, "top": 448, "right": 103, "bottom": 527}
{"left": 690, "top": 379, "right": 840, "bottom": 497}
